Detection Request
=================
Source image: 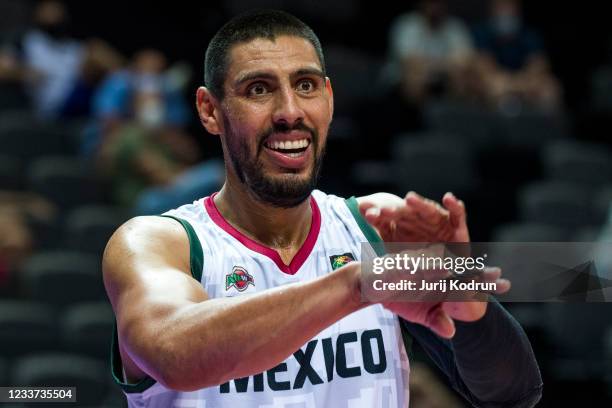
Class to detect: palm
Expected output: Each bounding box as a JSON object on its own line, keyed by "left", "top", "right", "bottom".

{"left": 359, "top": 192, "right": 469, "bottom": 244}
{"left": 358, "top": 192, "right": 497, "bottom": 328}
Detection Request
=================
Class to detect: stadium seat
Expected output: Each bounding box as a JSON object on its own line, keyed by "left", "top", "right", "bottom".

{"left": 424, "top": 101, "right": 497, "bottom": 149}
{"left": 488, "top": 222, "right": 569, "bottom": 301}
{"left": 0, "top": 83, "right": 30, "bottom": 111}
{"left": 0, "top": 301, "right": 58, "bottom": 358}
{"left": 350, "top": 160, "right": 393, "bottom": 189}
{"left": 0, "top": 112, "right": 72, "bottom": 159}
{"left": 590, "top": 67, "right": 612, "bottom": 113}
{"left": 0, "top": 154, "right": 23, "bottom": 190}
{"left": 0, "top": 357, "right": 7, "bottom": 385}
{"left": 11, "top": 353, "right": 108, "bottom": 407}
{"left": 491, "top": 222, "right": 570, "bottom": 242}
{"left": 544, "top": 304, "right": 612, "bottom": 363}
{"left": 495, "top": 110, "right": 569, "bottom": 148}
{"left": 102, "top": 385, "right": 128, "bottom": 408}
{"left": 593, "top": 186, "right": 612, "bottom": 225}
{"left": 286, "top": 0, "right": 360, "bottom": 24}
{"left": 20, "top": 251, "right": 105, "bottom": 308}
{"left": 64, "top": 206, "right": 127, "bottom": 255}
{"left": 223, "top": 0, "right": 284, "bottom": 17}
{"left": 27, "top": 156, "right": 104, "bottom": 210}
{"left": 324, "top": 45, "right": 383, "bottom": 116}
{"left": 391, "top": 136, "right": 477, "bottom": 200}
{"left": 542, "top": 140, "right": 612, "bottom": 187}
{"left": 61, "top": 302, "right": 114, "bottom": 360}
{"left": 572, "top": 226, "right": 602, "bottom": 242}
{"left": 517, "top": 181, "right": 596, "bottom": 229}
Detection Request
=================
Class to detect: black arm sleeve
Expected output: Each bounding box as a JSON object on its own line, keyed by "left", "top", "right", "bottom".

{"left": 401, "top": 299, "right": 543, "bottom": 408}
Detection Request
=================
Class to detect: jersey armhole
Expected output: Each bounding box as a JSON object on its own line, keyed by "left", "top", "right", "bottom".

{"left": 110, "top": 323, "right": 157, "bottom": 393}
{"left": 159, "top": 214, "right": 204, "bottom": 282}
{"left": 344, "top": 196, "right": 386, "bottom": 255}
{"left": 344, "top": 196, "right": 414, "bottom": 355}
{"left": 109, "top": 214, "right": 205, "bottom": 393}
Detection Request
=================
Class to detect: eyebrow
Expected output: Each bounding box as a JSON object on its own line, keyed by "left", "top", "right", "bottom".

{"left": 233, "top": 67, "right": 325, "bottom": 88}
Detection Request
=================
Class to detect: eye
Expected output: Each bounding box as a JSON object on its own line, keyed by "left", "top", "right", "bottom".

{"left": 248, "top": 83, "right": 269, "bottom": 96}
{"left": 296, "top": 79, "right": 315, "bottom": 93}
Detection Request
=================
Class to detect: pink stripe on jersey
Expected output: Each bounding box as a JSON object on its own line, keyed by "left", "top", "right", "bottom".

{"left": 203, "top": 193, "right": 321, "bottom": 275}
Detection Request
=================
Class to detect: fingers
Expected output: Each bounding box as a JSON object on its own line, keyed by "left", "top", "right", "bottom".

{"left": 363, "top": 206, "right": 382, "bottom": 223}
{"left": 361, "top": 201, "right": 404, "bottom": 228}
{"left": 477, "top": 267, "right": 511, "bottom": 295}
{"left": 361, "top": 192, "right": 459, "bottom": 242}
{"left": 442, "top": 192, "right": 466, "bottom": 229}
{"left": 405, "top": 192, "right": 455, "bottom": 240}
{"left": 425, "top": 305, "right": 456, "bottom": 338}
{"left": 493, "top": 278, "right": 511, "bottom": 294}
{"left": 445, "top": 267, "right": 511, "bottom": 300}
{"left": 358, "top": 201, "right": 376, "bottom": 217}
{"left": 406, "top": 192, "right": 450, "bottom": 225}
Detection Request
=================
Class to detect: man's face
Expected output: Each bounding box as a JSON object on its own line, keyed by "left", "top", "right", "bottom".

{"left": 218, "top": 35, "right": 333, "bottom": 208}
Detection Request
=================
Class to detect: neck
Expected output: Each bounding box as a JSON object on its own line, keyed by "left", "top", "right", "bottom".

{"left": 214, "top": 178, "right": 313, "bottom": 256}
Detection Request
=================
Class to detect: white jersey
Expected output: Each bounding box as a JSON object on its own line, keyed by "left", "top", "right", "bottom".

{"left": 111, "top": 190, "right": 410, "bottom": 408}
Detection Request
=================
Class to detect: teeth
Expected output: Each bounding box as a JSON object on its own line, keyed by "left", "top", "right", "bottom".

{"left": 267, "top": 139, "right": 309, "bottom": 150}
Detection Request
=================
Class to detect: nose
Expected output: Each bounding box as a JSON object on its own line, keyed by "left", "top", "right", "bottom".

{"left": 272, "top": 84, "right": 305, "bottom": 128}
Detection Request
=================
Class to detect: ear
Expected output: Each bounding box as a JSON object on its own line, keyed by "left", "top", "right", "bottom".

{"left": 196, "top": 86, "right": 223, "bottom": 135}
{"left": 325, "top": 77, "right": 334, "bottom": 122}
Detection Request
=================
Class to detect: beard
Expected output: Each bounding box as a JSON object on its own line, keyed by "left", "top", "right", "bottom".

{"left": 224, "top": 119, "right": 325, "bottom": 208}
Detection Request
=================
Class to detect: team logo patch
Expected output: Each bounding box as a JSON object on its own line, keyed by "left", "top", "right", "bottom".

{"left": 226, "top": 266, "right": 255, "bottom": 291}
{"left": 329, "top": 253, "right": 355, "bottom": 270}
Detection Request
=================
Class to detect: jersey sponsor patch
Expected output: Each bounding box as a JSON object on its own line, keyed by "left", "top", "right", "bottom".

{"left": 226, "top": 266, "right": 255, "bottom": 291}
{"left": 329, "top": 252, "right": 355, "bottom": 270}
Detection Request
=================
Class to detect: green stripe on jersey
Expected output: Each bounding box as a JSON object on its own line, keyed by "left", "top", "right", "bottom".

{"left": 160, "top": 215, "right": 204, "bottom": 282}
{"left": 344, "top": 196, "right": 385, "bottom": 256}
{"left": 110, "top": 324, "right": 156, "bottom": 393}
{"left": 344, "top": 196, "right": 413, "bottom": 354}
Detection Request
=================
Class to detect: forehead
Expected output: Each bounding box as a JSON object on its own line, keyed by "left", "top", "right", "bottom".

{"left": 226, "top": 35, "right": 322, "bottom": 80}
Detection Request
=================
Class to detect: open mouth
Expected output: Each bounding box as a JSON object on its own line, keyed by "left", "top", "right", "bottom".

{"left": 264, "top": 138, "right": 311, "bottom": 158}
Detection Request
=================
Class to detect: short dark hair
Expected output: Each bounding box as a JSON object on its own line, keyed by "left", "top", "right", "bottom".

{"left": 204, "top": 10, "right": 325, "bottom": 100}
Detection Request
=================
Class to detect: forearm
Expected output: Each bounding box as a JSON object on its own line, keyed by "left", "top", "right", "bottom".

{"left": 138, "top": 262, "right": 364, "bottom": 391}
{"left": 402, "top": 300, "right": 542, "bottom": 407}
{"left": 451, "top": 300, "right": 543, "bottom": 407}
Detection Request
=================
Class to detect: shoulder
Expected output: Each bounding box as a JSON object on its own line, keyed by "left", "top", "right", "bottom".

{"left": 313, "top": 190, "right": 365, "bottom": 229}
{"left": 312, "top": 189, "right": 350, "bottom": 212}
{"left": 103, "top": 216, "right": 191, "bottom": 280}
{"left": 107, "top": 215, "right": 187, "bottom": 249}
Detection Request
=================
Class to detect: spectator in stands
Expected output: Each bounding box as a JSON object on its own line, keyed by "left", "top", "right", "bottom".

{"left": 92, "top": 49, "right": 222, "bottom": 214}
{"left": 473, "top": 0, "right": 562, "bottom": 111}
{"left": 389, "top": 0, "right": 475, "bottom": 104}
{"left": 0, "top": 192, "right": 56, "bottom": 292}
{"left": 0, "top": 0, "right": 122, "bottom": 118}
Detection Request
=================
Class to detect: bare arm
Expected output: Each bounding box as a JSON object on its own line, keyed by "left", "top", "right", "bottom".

{"left": 103, "top": 216, "right": 364, "bottom": 392}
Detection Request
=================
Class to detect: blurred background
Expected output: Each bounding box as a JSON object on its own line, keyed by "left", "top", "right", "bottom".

{"left": 0, "top": 0, "right": 611, "bottom": 406}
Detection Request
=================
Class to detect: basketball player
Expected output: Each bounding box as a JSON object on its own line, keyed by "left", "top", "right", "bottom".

{"left": 103, "top": 10, "right": 542, "bottom": 408}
